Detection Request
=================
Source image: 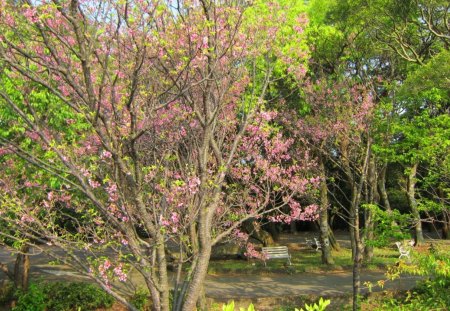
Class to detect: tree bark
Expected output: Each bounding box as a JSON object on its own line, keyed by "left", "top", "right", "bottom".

{"left": 349, "top": 185, "right": 358, "bottom": 261}
{"left": 377, "top": 165, "right": 392, "bottom": 212}
{"left": 328, "top": 228, "right": 341, "bottom": 251}
{"left": 319, "top": 157, "right": 334, "bottom": 265}
{"left": 364, "top": 157, "right": 378, "bottom": 262}
{"left": 442, "top": 211, "right": 449, "bottom": 239}
{"left": 156, "top": 235, "right": 170, "bottom": 311}
{"left": 181, "top": 233, "right": 212, "bottom": 311}
{"left": 406, "top": 162, "right": 424, "bottom": 245}
{"left": 13, "top": 245, "right": 30, "bottom": 290}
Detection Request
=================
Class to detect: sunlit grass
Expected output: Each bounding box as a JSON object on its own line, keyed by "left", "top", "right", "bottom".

{"left": 207, "top": 245, "right": 402, "bottom": 275}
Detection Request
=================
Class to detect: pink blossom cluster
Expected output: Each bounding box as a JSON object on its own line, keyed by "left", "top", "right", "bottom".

{"left": 244, "top": 243, "right": 267, "bottom": 260}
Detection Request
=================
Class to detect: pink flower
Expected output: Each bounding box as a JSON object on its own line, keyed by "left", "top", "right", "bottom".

{"left": 170, "top": 212, "right": 179, "bottom": 224}
{"left": 20, "top": 214, "right": 35, "bottom": 223}
{"left": 89, "top": 179, "right": 101, "bottom": 189}
{"left": 101, "top": 150, "right": 112, "bottom": 159}
{"left": 23, "top": 7, "right": 38, "bottom": 23}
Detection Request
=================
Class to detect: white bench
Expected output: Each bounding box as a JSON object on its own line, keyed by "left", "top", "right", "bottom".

{"left": 262, "top": 246, "right": 292, "bottom": 266}
{"left": 305, "top": 237, "right": 323, "bottom": 251}
{"left": 314, "top": 238, "right": 322, "bottom": 251}
{"left": 395, "top": 242, "right": 411, "bottom": 260}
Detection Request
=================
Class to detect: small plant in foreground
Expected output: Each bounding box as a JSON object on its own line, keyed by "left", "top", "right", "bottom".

{"left": 296, "top": 297, "right": 331, "bottom": 311}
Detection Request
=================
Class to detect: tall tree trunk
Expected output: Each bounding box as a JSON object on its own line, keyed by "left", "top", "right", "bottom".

{"left": 319, "top": 157, "right": 334, "bottom": 264}
{"left": 181, "top": 240, "right": 212, "bottom": 311}
{"left": 377, "top": 165, "right": 392, "bottom": 212}
{"left": 438, "top": 188, "right": 449, "bottom": 240}
{"left": 349, "top": 185, "right": 358, "bottom": 261}
{"left": 364, "top": 157, "right": 378, "bottom": 262}
{"left": 13, "top": 245, "right": 30, "bottom": 290}
{"left": 352, "top": 138, "right": 371, "bottom": 311}
{"left": 156, "top": 235, "right": 171, "bottom": 311}
{"left": 181, "top": 192, "right": 214, "bottom": 311}
{"left": 363, "top": 208, "right": 374, "bottom": 261}
{"left": 352, "top": 214, "right": 363, "bottom": 311}
{"left": 328, "top": 228, "right": 341, "bottom": 251}
{"left": 442, "top": 211, "right": 449, "bottom": 240}
{"left": 406, "top": 162, "right": 424, "bottom": 245}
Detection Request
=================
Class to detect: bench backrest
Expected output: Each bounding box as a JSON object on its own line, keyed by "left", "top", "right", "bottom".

{"left": 262, "top": 246, "right": 290, "bottom": 259}
{"left": 395, "top": 242, "right": 410, "bottom": 254}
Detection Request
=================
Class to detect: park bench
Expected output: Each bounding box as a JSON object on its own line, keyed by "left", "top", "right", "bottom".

{"left": 395, "top": 242, "right": 411, "bottom": 260}
{"left": 305, "top": 237, "right": 322, "bottom": 251}
{"left": 313, "top": 238, "right": 322, "bottom": 251}
{"left": 262, "top": 246, "right": 292, "bottom": 266}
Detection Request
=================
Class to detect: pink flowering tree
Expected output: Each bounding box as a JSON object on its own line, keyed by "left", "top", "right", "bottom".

{"left": 296, "top": 78, "right": 376, "bottom": 309}
{"left": 0, "top": 1, "right": 315, "bottom": 310}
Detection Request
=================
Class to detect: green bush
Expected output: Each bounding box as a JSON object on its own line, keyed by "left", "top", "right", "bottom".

{"left": 130, "top": 288, "right": 151, "bottom": 311}
{"left": 375, "top": 246, "right": 450, "bottom": 310}
{"left": 43, "top": 282, "right": 114, "bottom": 311}
{"left": 12, "top": 281, "right": 114, "bottom": 311}
{"left": 13, "top": 283, "right": 46, "bottom": 311}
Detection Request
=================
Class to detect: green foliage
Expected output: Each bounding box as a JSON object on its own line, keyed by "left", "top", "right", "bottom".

{"left": 362, "top": 204, "right": 412, "bottom": 247}
{"left": 12, "top": 283, "right": 46, "bottom": 311}
{"left": 220, "top": 298, "right": 331, "bottom": 311}
{"left": 130, "top": 288, "right": 151, "bottom": 311}
{"left": 43, "top": 282, "right": 114, "bottom": 311}
{"left": 380, "top": 245, "right": 450, "bottom": 310}
{"left": 11, "top": 281, "right": 114, "bottom": 311}
{"left": 222, "top": 300, "right": 255, "bottom": 311}
{"left": 296, "top": 298, "right": 331, "bottom": 311}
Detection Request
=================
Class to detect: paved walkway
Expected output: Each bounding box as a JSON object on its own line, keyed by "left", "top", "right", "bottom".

{"left": 1, "top": 257, "right": 420, "bottom": 300}
{"left": 204, "top": 271, "right": 420, "bottom": 299}
{"left": 0, "top": 238, "right": 423, "bottom": 301}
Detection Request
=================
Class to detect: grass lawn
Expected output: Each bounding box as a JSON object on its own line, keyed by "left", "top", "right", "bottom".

{"left": 207, "top": 237, "right": 450, "bottom": 275}
{"left": 207, "top": 244, "right": 401, "bottom": 275}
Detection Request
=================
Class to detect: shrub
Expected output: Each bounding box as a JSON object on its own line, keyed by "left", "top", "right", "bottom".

{"left": 130, "top": 288, "right": 151, "bottom": 311}
{"left": 12, "top": 281, "right": 114, "bottom": 311}
{"left": 43, "top": 282, "right": 114, "bottom": 311}
{"left": 12, "top": 283, "right": 46, "bottom": 311}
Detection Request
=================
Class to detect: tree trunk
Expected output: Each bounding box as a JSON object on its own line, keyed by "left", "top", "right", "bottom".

{"left": 363, "top": 208, "right": 374, "bottom": 261}
{"left": 364, "top": 157, "right": 378, "bottom": 262}
{"left": 352, "top": 138, "right": 371, "bottom": 311}
{"left": 352, "top": 229, "right": 363, "bottom": 311}
{"left": 442, "top": 211, "right": 449, "bottom": 239}
{"left": 13, "top": 245, "right": 30, "bottom": 290}
{"left": 319, "top": 157, "right": 334, "bottom": 265}
{"left": 181, "top": 197, "right": 213, "bottom": 311}
{"left": 156, "top": 235, "right": 171, "bottom": 311}
{"left": 406, "top": 162, "right": 424, "bottom": 245}
{"left": 349, "top": 187, "right": 357, "bottom": 261}
{"left": 377, "top": 165, "right": 392, "bottom": 212}
{"left": 181, "top": 245, "right": 211, "bottom": 311}
{"left": 328, "top": 228, "right": 341, "bottom": 251}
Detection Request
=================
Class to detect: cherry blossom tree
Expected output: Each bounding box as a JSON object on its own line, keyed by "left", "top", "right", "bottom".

{"left": 0, "top": 1, "right": 315, "bottom": 310}
{"left": 297, "top": 78, "right": 376, "bottom": 310}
